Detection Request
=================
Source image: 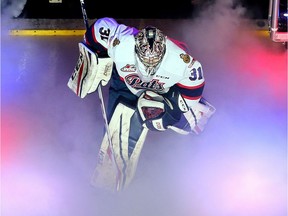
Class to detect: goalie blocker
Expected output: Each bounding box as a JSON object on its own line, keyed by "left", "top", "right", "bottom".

{"left": 67, "top": 42, "right": 113, "bottom": 98}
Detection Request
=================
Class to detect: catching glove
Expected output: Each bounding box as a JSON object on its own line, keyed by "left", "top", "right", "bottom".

{"left": 137, "top": 91, "right": 183, "bottom": 131}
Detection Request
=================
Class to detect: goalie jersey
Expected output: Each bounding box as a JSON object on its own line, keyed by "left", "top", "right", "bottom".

{"left": 83, "top": 17, "right": 205, "bottom": 109}
{"left": 73, "top": 17, "right": 216, "bottom": 191}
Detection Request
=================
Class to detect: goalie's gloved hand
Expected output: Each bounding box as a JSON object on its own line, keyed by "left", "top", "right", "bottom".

{"left": 67, "top": 42, "right": 113, "bottom": 98}
{"left": 137, "top": 91, "right": 183, "bottom": 131}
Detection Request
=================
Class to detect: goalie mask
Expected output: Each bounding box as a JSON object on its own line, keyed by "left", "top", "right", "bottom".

{"left": 135, "top": 26, "right": 166, "bottom": 82}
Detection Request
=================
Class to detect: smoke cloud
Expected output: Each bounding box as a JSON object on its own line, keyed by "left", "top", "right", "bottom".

{"left": 1, "top": 0, "right": 27, "bottom": 17}
{"left": 1, "top": 0, "right": 287, "bottom": 216}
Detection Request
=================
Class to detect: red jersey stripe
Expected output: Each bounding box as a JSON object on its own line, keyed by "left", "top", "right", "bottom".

{"left": 176, "top": 81, "right": 205, "bottom": 90}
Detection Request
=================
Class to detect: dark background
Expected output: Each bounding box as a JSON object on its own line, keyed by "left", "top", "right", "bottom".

{"left": 7, "top": 0, "right": 271, "bottom": 19}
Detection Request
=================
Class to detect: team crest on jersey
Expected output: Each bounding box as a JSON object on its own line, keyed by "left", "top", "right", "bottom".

{"left": 180, "top": 53, "right": 190, "bottom": 63}
{"left": 125, "top": 74, "right": 165, "bottom": 91}
{"left": 113, "top": 38, "right": 120, "bottom": 47}
{"left": 121, "top": 64, "right": 137, "bottom": 72}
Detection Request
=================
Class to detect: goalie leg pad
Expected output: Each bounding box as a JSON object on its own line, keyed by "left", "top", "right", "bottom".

{"left": 91, "top": 102, "right": 148, "bottom": 191}
{"left": 169, "top": 97, "right": 216, "bottom": 135}
{"left": 192, "top": 97, "right": 216, "bottom": 134}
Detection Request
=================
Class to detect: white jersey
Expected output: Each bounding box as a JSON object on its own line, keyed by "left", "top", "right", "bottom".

{"left": 84, "top": 17, "right": 205, "bottom": 108}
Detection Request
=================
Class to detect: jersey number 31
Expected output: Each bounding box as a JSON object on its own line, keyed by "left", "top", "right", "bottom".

{"left": 189, "top": 66, "right": 203, "bottom": 81}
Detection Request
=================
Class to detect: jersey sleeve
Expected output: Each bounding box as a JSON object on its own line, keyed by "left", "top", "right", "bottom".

{"left": 83, "top": 17, "right": 119, "bottom": 57}
{"left": 83, "top": 17, "right": 138, "bottom": 58}
{"left": 176, "top": 59, "right": 205, "bottom": 108}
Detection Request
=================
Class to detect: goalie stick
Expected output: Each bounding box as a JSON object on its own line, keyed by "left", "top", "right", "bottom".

{"left": 79, "top": 0, "right": 122, "bottom": 191}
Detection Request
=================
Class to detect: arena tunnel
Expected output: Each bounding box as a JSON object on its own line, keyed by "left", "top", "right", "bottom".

{"left": 1, "top": 1, "right": 287, "bottom": 216}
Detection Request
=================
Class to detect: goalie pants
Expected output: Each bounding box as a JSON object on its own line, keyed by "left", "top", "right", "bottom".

{"left": 107, "top": 68, "right": 138, "bottom": 122}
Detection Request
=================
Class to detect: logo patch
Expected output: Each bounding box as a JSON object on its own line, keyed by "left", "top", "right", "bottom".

{"left": 120, "top": 64, "right": 137, "bottom": 72}
{"left": 180, "top": 53, "right": 190, "bottom": 63}
{"left": 113, "top": 38, "right": 120, "bottom": 47}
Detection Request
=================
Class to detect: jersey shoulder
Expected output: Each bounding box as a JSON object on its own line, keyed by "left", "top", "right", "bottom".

{"left": 109, "top": 34, "right": 136, "bottom": 63}
{"left": 91, "top": 17, "right": 138, "bottom": 49}
{"left": 161, "top": 39, "right": 194, "bottom": 76}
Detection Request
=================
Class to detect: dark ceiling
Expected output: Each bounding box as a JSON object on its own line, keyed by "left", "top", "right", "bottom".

{"left": 7, "top": 0, "right": 271, "bottom": 19}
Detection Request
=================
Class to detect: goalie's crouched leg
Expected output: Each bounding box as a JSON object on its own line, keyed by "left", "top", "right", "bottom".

{"left": 170, "top": 97, "right": 216, "bottom": 135}
{"left": 91, "top": 69, "right": 148, "bottom": 190}
{"left": 91, "top": 100, "right": 148, "bottom": 191}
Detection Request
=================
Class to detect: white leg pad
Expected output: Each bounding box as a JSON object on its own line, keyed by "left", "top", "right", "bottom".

{"left": 91, "top": 103, "right": 148, "bottom": 191}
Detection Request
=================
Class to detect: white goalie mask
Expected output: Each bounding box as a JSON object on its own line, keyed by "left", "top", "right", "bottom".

{"left": 135, "top": 26, "right": 166, "bottom": 82}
